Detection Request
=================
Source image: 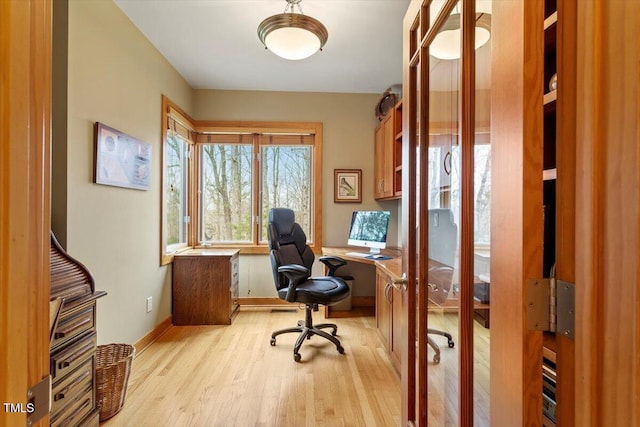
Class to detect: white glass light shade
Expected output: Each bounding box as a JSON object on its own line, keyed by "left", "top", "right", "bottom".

{"left": 258, "top": 11, "right": 328, "bottom": 61}
{"left": 430, "top": 29, "right": 463, "bottom": 60}
{"left": 430, "top": 13, "right": 491, "bottom": 60}
{"left": 265, "top": 27, "right": 321, "bottom": 60}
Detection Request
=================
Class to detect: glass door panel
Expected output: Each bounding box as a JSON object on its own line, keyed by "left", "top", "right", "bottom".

{"left": 405, "top": 0, "right": 492, "bottom": 424}
{"left": 426, "top": 6, "right": 461, "bottom": 425}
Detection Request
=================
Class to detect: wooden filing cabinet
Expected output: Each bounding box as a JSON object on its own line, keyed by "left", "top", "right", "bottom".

{"left": 50, "top": 232, "right": 106, "bottom": 427}
{"left": 172, "top": 249, "right": 239, "bottom": 325}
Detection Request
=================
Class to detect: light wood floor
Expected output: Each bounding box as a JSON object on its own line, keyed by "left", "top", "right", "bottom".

{"left": 425, "top": 311, "right": 491, "bottom": 427}
{"left": 102, "top": 308, "right": 490, "bottom": 426}
{"left": 102, "top": 307, "right": 402, "bottom": 426}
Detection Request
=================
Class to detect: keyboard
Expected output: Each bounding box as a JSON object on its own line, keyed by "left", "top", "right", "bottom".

{"left": 345, "top": 251, "right": 373, "bottom": 258}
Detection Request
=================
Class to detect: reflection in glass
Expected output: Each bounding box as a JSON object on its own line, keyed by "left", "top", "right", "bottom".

{"left": 426, "top": 8, "right": 461, "bottom": 423}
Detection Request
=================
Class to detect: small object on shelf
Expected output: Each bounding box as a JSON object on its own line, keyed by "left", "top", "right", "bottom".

{"left": 549, "top": 73, "right": 557, "bottom": 92}
{"left": 375, "top": 87, "right": 399, "bottom": 121}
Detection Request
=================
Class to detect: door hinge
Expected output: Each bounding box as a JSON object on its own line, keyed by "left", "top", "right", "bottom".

{"left": 184, "top": 215, "right": 191, "bottom": 224}
{"left": 26, "top": 375, "right": 50, "bottom": 426}
{"left": 526, "top": 278, "right": 575, "bottom": 340}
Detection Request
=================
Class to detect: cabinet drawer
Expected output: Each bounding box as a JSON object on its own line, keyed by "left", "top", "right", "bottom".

{"left": 50, "top": 385, "right": 94, "bottom": 427}
{"left": 51, "top": 356, "right": 95, "bottom": 418}
{"left": 52, "top": 303, "right": 95, "bottom": 349}
{"left": 51, "top": 331, "right": 96, "bottom": 380}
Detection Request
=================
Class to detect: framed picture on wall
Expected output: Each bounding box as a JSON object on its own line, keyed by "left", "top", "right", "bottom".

{"left": 334, "top": 169, "right": 362, "bottom": 203}
{"left": 94, "top": 122, "right": 152, "bottom": 191}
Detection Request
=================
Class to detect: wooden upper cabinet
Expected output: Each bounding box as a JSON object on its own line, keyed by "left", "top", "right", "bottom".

{"left": 374, "top": 101, "right": 403, "bottom": 200}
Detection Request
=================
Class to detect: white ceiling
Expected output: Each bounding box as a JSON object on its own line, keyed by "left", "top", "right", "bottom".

{"left": 113, "top": 0, "right": 412, "bottom": 94}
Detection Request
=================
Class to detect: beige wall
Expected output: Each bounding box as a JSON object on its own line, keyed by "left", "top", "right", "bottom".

{"left": 62, "top": 0, "right": 400, "bottom": 345}
{"left": 66, "top": 0, "right": 193, "bottom": 345}
{"left": 194, "top": 90, "right": 401, "bottom": 297}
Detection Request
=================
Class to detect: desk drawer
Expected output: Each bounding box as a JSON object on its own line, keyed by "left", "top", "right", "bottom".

{"left": 51, "top": 356, "right": 94, "bottom": 418}
{"left": 51, "top": 331, "right": 96, "bottom": 380}
{"left": 52, "top": 303, "right": 95, "bottom": 350}
{"left": 50, "top": 385, "right": 94, "bottom": 427}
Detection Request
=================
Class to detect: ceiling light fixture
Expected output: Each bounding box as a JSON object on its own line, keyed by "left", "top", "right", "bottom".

{"left": 257, "top": 0, "right": 328, "bottom": 61}
{"left": 430, "top": 13, "right": 491, "bottom": 61}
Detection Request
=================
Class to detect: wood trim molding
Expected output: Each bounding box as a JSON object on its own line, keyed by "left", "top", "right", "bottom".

{"left": 490, "top": 1, "right": 544, "bottom": 426}
{"left": 1, "top": 1, "right": 51, "bottom": 425}
{"left": 239, "top": 298, "right": 290, "bottom": 307}
{"left": 554, "top": 0, "right": 578, "bottom": 424}
{"left": 238, "top": 297, "right": 375, "bottom": 308}
{"left": 459, "top": 1, "right": 477, "bottom": 424}
{"left": 402, "top": 2, "right": 422, "bottom": 425}
{"left": 134, "top": 316, "right": 173, "bottom": 356}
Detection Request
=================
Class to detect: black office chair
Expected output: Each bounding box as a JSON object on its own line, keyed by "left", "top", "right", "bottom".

{"left": 427, "top": 208, "right": 456, "bottom": 363}
{"left": 268, "top": 208, "right": 351, "bottom": 362}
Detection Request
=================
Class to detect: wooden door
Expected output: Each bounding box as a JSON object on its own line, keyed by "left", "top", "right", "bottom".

{"left": 0, "top": 0, "right": 52, "bottom": 426}
{"left": 574, "top": 1, "right": 640, "bottom": 425}
{"left": 491, "top": 0, "right": 639, "bottom": 425}
{"left": 401, "top": 1, "right": 482, "bottom": 425}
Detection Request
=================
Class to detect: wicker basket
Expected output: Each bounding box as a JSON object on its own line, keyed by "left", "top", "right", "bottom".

{"left": 95, "top": 343, "right": 135, "bottom": 421}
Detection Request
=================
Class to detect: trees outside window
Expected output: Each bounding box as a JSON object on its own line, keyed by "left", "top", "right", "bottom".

{"left": 260, "top": 144, "right": 312, "bottom": 242}
{"left": 164, "top": 130, "right": 190, "bottom": 250}
{"left": 199, "top": 134, "right": 315, "bottom": 245}
{"left": 199, "top": 141, "right": 253, "bottom": 243}
{"left": 161, "top": 96, "right": 322, "bottom": 264}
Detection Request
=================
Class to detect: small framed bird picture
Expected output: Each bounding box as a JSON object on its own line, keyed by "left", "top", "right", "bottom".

{"left": 334, "top": 169, "right": 362, "bottom": 203}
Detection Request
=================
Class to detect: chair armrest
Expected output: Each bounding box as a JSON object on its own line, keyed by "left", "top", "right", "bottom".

{"left": 319, "top": 256, "right": 347, "bottom": 276}
{"left": 278, "top": 264, "right": 310, "bottom": 302}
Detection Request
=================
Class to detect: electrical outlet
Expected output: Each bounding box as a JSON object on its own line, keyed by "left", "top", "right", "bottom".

{"left": 146, "top": 296, "right": 152, "bottom": 313}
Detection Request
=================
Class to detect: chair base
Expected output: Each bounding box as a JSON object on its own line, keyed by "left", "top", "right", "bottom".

{"left": 427, "top": 328, "right": 455, "bottom": 364}
{"left": 270, "top": 303, "right": 345, "bottom": 362}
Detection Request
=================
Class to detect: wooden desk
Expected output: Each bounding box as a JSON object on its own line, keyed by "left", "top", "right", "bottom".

{"left": 321, "top": 246, "right": 490, "bottom": 322}
{"left": 321, "top": 246, "right": 402, "bottom": 264}
{"left": 322, "top": 246, "right": 490, "bottom": 372}
{"left": 321, "top": 247, "right": 402, "bottom": 318}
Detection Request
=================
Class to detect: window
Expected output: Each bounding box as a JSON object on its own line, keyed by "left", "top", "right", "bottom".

{"left": 197, "top": 131, "right": 318, "bottom": 248}
{"left": 160, "top": 97, "right": 322, "bottom": 264}
{"left": 259, "top": 135, "right": 314, "bottom": 243}
{"left": 161, "top": 97, "right": 195, "bottom": 264}
{"left": 198, "top": 135, "right": 253, "bottom": 243}
{"left": 165, "top": 131, "right": 190, "bottom": 248}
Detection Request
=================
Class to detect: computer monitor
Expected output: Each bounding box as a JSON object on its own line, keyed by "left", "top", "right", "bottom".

{"left": 347, "top": 210, "right": 391, "bottom": 254}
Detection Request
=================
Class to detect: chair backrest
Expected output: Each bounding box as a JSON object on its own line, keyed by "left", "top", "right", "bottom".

{"left": 268, "top": 208, "right": 315, "bottom": 290}
{"left": 427, "top": 208, "right": 458, "bottom": 305}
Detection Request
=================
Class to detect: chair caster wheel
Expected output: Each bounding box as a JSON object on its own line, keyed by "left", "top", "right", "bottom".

{"left": 448, "top": 341, "right": 455, "bottom": 348}
{"left": 332, "top": 329, "right": 338, "bottom": 336}
{"left": 270, "top": 338, "right": 276, "bottom": 346}
{"left": 294, "top": 353, "right": 302, "bottom": 362}
{"left": 433, "top": 354, "right": 440, "bottom": 364}
{"left": 337, "top": 346, "right": 345, "bottom": 354}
